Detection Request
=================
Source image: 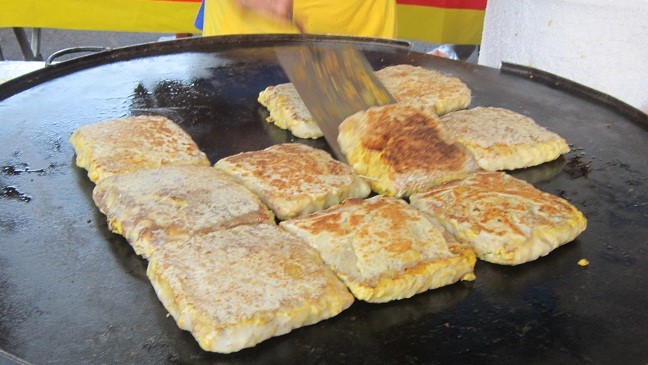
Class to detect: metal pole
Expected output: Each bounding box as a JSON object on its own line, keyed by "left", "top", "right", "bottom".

{"left": 12, "top": 27, "right": 36, "bottom": 61}
{"left": 31, "top": 28, "right": 43, "bottom": 61}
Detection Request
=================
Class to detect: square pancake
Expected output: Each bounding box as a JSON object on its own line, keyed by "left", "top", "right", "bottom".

{"left": 146, "top": 224, "right": 354, "bottom": 353}
{"left": 280, "top": 195, "right": 476, "bottom": 303}
{"left": 338, "top": 103, "right": 480, "bottom": 198}
{"left": 257, "top": 64, "right": 471, "bottom": 139}
{"left": 92, "top": 165, "right": 274, "bottom": 259}
{"left": 439, "top": 107, "right": 570, "bottom": 171}
{"left": 409, "top": 171, "right": 588, "bottom": 265}
{"left": 375, "top": 64, "right": 472, "bottom": 116}
{"left": 69, "top": 115, "right": 210, "bottom": 183}
{"left": 258, "top": 83, "right": 323, "bottom": 139}
{"left": 214, "top": 143, "right": 371, "bottom": 220}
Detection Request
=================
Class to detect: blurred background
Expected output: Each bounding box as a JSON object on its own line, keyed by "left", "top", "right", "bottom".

{"left": 0, "top": 28, "right": 477, "bottom": 62}
{"left": 1, "top": 1, "right": 646, "bottom": 112}
{"left": 0, "top": 28, "right": 165, "bottom": 61}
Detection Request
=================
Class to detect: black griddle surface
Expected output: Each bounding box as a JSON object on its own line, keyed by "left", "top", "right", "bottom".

{"left": 1, "top": 35, "right": 647, "bottom": 364}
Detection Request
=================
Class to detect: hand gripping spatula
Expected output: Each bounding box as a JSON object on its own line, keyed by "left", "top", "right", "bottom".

{"left": 276, "top": 42, "right": 396, "bottom": 162}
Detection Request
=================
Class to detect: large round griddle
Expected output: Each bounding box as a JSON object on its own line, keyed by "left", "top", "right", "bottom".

{"left": 1, "top": 35, "right": 647, "bottom": 364}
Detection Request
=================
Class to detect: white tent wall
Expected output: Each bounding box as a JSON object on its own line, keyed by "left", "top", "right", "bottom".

{"left": 478, "top": 0, "right": 648, "bottom": 113}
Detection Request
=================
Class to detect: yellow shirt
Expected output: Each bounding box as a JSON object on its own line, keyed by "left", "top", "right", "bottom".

{"left": 203, "top": 0, "right": 396, "bottom": 38}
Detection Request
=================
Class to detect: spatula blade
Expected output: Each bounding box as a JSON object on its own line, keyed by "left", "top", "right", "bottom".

{"left": 276, "top": 44, "right": 395, "bottom": 161}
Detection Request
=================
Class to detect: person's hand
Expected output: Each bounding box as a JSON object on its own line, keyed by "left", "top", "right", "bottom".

{"left": 237, "top": 0, "right": 294, "bottom": 20}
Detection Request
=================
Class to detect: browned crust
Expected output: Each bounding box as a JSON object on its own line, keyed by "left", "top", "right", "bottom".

{"left": 360, "top": 105, "right": 471, "bottom": 174}
{"left": 338, "top": 103, "right": 480, "bottom": 197}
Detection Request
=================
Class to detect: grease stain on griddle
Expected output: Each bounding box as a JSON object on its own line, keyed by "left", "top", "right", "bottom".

{"left": 508, "top": 156, "right": 567, "bottom": 184}
{"left": 2, "top": 161, "right": 67, "bottom": 177}
{"left": 45, "top": 161, "right": 67, "bottom": 175}
{"left": 2, "top": 164, "right": 45, "bottom": 176}
{"left": 604, "top": 159, "right": 642, "bottom": 174}
{"left": 53, "top": 137, "right": 62, "bottom": 152}
{"left": 0, "top": 216, "right": 25, "bottom": 233}
{"left": 564, "top": 154, "right": 591, "bottom": 179}
{"left": 1, "top": 186, "right": 32, "bottom": 202}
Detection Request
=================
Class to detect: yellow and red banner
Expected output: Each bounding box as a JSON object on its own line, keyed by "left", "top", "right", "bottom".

{"left": 1, "top": 0, "right": 486, "bottom": 42}
{"left": 396, "top": 0, "right": 487, "bottom": 44}
{"left": 0, "top": 0, "right": 202, "bottom": 34}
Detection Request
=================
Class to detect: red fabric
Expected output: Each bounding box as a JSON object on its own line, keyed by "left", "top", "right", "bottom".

{"left": 396, "top": 0, "right": 486, "bottom": 10}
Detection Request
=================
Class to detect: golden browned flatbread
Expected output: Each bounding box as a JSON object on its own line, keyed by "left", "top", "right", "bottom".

{"left": 215, "top": 143, "right": 371, "bottom": 220}
{"left": 258, "top": 64, "right": 471, "bottom": 138}
{"left": 439, "top": 107, "right": 570, "bottom": 171}
{"left": 338, "top": 103, "right": 480, "bottom": 197}
{"left": 375, "top": 64, "right": 471, "bottom": 115}
{"left": 147, "top": 224, "right": 354, "bottom": 353}
{"left": 258, "top": 83, "right": 322, "bottom": 139}
{"left": 280, "top": 195, "right": 476, "bottom": 303}
{"left": 92, "top": 166, "right": 274, "bottom": 258}
{"left": 69, "top": 115, "right": 210, "bottom": 183}
{"left": 409, "top": 171, "right": 587, "bottom": 265}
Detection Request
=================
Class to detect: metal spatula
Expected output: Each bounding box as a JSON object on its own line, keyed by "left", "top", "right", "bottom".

{"left": 276, "top": 42, "right": 396, "bottom": 162}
